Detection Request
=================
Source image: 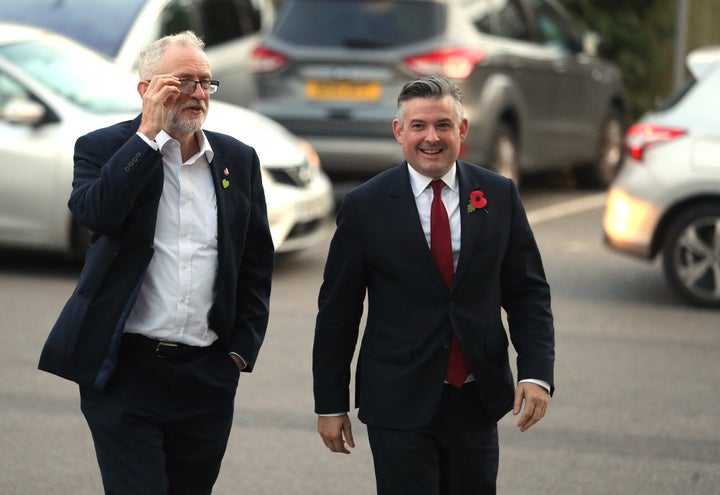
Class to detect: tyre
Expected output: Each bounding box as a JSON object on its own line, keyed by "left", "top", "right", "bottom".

{"left": 489, "top": 123, "right": 520, "bottom": 185}
{"left": 661, "top": 203, "right": 720, "bottom": 308}
{"left": 575, "top": 109, "right": 624, "bottom": 188}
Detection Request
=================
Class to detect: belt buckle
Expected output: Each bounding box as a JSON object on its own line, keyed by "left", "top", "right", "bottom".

{"left": 155, "top": 341, "right": 178, "bottom": 358}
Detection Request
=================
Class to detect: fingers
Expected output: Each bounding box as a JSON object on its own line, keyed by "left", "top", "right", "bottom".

{"left": 317, "top": 415, "right": 354, "bottom": 454}
{"left": 320, "top": 415, "right": 353, "bottom": 454}
{"left": 513, "top": 383, "right": 549, "bottom": 432}
{"left": 342, "top": 417, "right": 355, "bottom": 449}
{"left": 138, "top": 74, "right": 181, "bottom": 139}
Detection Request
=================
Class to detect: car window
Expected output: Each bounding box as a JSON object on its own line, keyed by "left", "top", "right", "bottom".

{"left": 199, "top": 0, "right": 263, "bottom": 44}
{"left": 0, "top": 73, "right": 28, "bottom": 110}
{"left": 0, "top": 39, "right": 141, "bottom": 114}
{"left": 272, "top": 0, "right": 445, "bottom": 47}
{"left": 527, "top": 0, "right": 577, "bottom": 50}
{"left": 0, "top": 0, "right": 146, "bottom": 59}
{"left": 0, "top": 0, "right": 266, "bottom": 58}
{"left": 469, "top": 0, "right": 530, "bottom": 41}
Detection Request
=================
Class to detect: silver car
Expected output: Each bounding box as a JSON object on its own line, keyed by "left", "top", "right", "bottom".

{"left": 250, "top": 0, "right": 625, "bottom": 187}
{"left": 603, "top": 46, "right": 720, "bottom": 308}
{"left": 0, "top": 23, "right": 334, "bottom": 257}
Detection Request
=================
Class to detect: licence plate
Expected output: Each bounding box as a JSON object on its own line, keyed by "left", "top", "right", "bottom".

{"left": 305, "top": 80, "right": 382, "bottom": 101}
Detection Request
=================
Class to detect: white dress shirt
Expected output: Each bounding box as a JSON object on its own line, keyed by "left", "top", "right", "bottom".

{"left": 124, "top": 130, "right": 219, "bottom": 347}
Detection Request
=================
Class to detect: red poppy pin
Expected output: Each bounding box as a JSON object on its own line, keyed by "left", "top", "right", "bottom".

{"left": 466, "top": 190, "right": 489, "bottom": 214}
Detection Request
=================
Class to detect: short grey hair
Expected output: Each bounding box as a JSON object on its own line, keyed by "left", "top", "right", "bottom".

{"left": 396, "top": 75, "right": 464, "bottom": 126}
{"left": 137, "top": 31, "right": 206, "bottom": 80}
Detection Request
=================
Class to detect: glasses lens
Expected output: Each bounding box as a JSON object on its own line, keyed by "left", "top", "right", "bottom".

{"left": 178, "top": 80, "right": 196, "bottom": 94}
{"left": 177, "top": 80, "right": 218, "bottom": 94}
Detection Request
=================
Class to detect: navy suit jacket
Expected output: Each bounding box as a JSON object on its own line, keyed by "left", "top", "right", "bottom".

{"left": 39, "top": 115, "right": 274, "bottom": 389}
{"left": 313, "top": 161, "right": 554, "bottom": 428}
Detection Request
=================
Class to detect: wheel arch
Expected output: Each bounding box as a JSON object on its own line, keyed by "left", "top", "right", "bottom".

{"left": 650, "top": 195, "right": 720, "bottom": 258}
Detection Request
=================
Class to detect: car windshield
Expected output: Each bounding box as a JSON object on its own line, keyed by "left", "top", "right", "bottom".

{"left": 0, "top": 0, "right": 144, "bottom": 59}
{"left": 274, "top": 0, "right": 445, "bottom": 47}
{"left": 0, "top": 39, "right": 141, "bottom": 114}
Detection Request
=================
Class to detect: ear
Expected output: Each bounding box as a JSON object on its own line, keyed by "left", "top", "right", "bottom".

{"left": 459, "top": 117, "right": 469, "bottom": 142}
{"left": 137, "top": 80, "right": 149, "bottom": 98}
{"left": 392, "top": 119, "right": 403, "bottom": 144}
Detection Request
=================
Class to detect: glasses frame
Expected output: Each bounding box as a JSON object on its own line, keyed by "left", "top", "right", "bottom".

{"left": 177, "top": 79, "right": 220, "bottom": 95}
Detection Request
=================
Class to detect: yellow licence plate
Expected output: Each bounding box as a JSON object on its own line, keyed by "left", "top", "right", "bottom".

{"left": 305, "top": 80, "right": 382, "bottom": 101}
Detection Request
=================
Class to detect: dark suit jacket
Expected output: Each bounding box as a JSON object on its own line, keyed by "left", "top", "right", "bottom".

{"left": 38, "top": 115, "right": 274, "bottom": 389}
{"left": 313, "top": 161, "right": 554, "bottom": 428}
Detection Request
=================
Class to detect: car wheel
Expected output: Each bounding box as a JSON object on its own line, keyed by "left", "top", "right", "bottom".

{"left": 575, "top": 109, "right": 624, "bottom": 189}
{"left": 661, "top": 203, "right": 720, "bottom": 308}
{"left": 489, "top": 123, "right": 520, "bottom": 185}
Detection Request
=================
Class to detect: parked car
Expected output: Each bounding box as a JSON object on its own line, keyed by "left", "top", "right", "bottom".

{"left": 0, "top": 0, "right": 275, "bottom": 108}
{"left": 0, "top": 22, "right": 333, "bottom": 257}
{"left": 249, "top": 0, "right": 626, "bottom": 186}
{"left": 603, "top": 46, "right": 720, "bottom": 308}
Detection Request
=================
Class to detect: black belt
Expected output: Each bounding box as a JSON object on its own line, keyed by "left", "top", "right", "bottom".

{"left": 123, "top": 333, "right": 217, "bottom": 360}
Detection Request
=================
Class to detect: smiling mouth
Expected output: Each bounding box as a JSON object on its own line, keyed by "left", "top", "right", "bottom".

{"left": 420, "top": 148, "right": 443, "bottom": 155}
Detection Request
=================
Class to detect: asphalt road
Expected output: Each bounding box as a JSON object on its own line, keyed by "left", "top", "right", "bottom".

{"left": 1, "top": 184, "right": 718, "bottom": 494}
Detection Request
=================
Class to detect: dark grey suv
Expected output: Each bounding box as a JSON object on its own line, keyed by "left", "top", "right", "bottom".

{"left": 250, "top": 0, "right": 625, "bottom": 186}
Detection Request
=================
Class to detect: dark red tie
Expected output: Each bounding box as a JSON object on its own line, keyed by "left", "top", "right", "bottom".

{"left": 430, "top": 180, "right": 469, "bottom": 388}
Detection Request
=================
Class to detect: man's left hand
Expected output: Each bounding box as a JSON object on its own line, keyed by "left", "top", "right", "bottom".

{"left": 513, "top": 382, "right": 549, "bottom": 432}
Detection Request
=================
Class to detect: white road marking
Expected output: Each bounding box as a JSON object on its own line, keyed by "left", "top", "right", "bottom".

{"left": 527, "top": 192, "right": 607, "bottom": 226}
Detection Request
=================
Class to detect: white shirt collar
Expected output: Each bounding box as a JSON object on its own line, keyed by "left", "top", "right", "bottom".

{"left": 155, "top": 130, "right": 215, "bottom": 164}
{"left": 407, "top": 162, "right": 458, "bottom": 198}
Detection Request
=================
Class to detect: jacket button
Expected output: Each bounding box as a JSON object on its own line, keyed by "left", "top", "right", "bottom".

{"left": 443, "top": 339, "right": 451, "bottom": 349}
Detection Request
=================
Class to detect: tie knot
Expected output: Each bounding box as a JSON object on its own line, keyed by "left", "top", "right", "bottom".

{"left": 431, "top": 179, "right": 445, "bottom": 196}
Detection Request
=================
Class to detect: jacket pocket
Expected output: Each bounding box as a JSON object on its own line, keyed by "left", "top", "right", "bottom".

{"left": 361, "top": 336, "right": 414, "bottom": 364}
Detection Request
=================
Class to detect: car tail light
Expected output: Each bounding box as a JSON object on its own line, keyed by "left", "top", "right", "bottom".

{"left": 625, "top": 123, "right": 687, "bottom": 161}
{"left": 249, "top": 45, "right": 288, "bottom": 74}
{"left": 404, "top": 48, "right": 485, "bottom": 79}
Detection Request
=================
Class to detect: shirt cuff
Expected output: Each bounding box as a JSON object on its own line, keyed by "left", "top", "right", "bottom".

{"left": 519, "top": 378, "right": 551, "bottom": 394}
{"left": 229, "top": 352, "right": 247, "bottom": 370}
{"left": 136, "top": 131, "right": 159, "bottom": 150}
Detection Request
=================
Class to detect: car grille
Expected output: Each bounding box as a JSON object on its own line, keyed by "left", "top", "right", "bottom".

{"left": 287, "top": 219, "right": 322, "bottom": 239}
{"left": 267, "top": 163, "right": 313, "bottom": 188}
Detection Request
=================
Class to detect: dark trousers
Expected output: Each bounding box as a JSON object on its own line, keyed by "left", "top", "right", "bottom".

{"left": 367, "top": 384, "right": 499, "bottom": 495}
{"left": 79, "top": 335, "right": 240, "bottom": 495}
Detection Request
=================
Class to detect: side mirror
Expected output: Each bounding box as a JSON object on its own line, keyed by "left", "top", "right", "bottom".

{"left": 1, "top": 97, "right": 46, "bottom": 125}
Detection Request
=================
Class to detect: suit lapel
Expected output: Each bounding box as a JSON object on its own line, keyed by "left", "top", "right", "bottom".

{"left": 453, "top": 162, "right": 488, "bottom": 289}
{"left": 206, "top": 135, "right": 229, "bottom": 267}
{"left": 389, "top": 163, "right": 453, "bottom": 289}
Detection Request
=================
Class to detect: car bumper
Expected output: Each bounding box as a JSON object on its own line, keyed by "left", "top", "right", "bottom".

{"left": 306, "top": 136, "right": 405, "bottom": 175}
{"left": 266, "top": 171, "right": 335, "bottom": 253}
{"left": 603, "top": 167, "right": 664, "bottom": 259}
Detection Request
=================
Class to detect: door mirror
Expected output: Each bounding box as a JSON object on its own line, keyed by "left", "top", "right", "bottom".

{"left": 1, "top": 97, "right": 46, "bottom": 125}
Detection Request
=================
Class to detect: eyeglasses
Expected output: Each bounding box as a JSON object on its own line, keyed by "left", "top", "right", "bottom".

{"left": 177, "top": 79, "right": 220, "bottom": 95}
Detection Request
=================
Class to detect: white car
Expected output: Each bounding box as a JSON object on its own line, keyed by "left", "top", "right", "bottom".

{"left": 0, "top": 23, "right": 334, "bottom": 257}
{"left": 603, "top": 46, "right": 720, "bottom": 307}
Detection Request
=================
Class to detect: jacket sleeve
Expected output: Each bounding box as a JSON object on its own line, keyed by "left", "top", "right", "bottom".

{"left": 69, "top": 129, "right": 163, "bottom": 237}
{"left": 313, "top": 193, "right": 367, "bottom": 414}
{"left": 500, "top": 180, "right": 555, "bottom": 393}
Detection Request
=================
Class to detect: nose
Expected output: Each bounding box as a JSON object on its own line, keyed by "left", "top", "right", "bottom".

{"left": 425, "top": 127, "right": 440, "bottom": 143}
{"left": 190, "top": 82, "right": 207, "bottom": 98}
